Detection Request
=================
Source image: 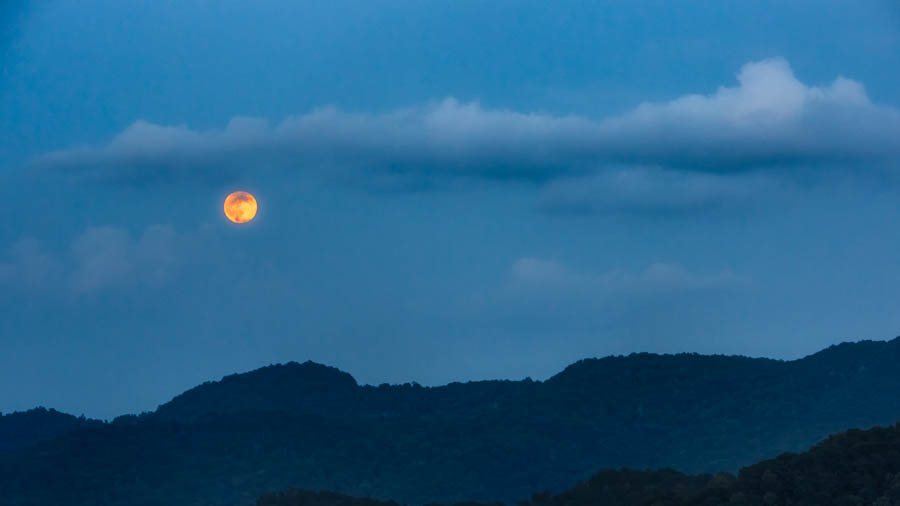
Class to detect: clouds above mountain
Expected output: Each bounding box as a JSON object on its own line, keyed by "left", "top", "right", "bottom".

{"left": 0, "top": 225, "right": 178, "bottom": 297}
{"left": 510, "top": 257, "right": 741, "bottom": 296}
{"left": 34, "top": 58, "right": 900, "bottom": 197}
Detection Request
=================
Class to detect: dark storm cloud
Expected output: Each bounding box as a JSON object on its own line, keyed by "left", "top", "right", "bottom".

{"left": 33, "top": 59, "right": 900, "bottom": 194}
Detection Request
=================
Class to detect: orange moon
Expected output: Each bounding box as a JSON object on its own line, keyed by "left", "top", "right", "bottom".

{"left": 224, "top": 191, "right": 258, "bottom": 224}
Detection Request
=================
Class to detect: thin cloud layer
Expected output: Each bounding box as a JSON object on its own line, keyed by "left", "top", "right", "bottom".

{"left": 0, "top": 239, "right": 64, "bottom": 295}
{"left": 0, "top": 225, "right": 178, "bottom": 297}
{"left": 33, "top": 58, "right": 900, "bottom": 190}
{"left": 510, "top": 257, "right": 741, "bottom": 296}
{"left": 538, "top": 166, "right": 782, "bottom": 214}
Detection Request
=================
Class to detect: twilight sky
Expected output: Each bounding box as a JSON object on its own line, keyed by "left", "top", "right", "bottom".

{"left": 2, "top": 0, "right": 900, "bottom": 420}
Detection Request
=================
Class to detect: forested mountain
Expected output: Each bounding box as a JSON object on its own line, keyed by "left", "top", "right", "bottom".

{"left": 0, "top": 407, "right": 103, "bottom": 453}
{"left": 258, "top": 421, "right": 900, "bottom": 506}
{"left": 2, "top": 337, "right": 900, "bottom": 506}
{"left": 256, "top": 490, "right": 407, "bottom": 506}
{"left": 528, "top": 421, "right": 900, "bottom": 505}
{"left": 255, "top": 489, "right": 500, "bottom": 506}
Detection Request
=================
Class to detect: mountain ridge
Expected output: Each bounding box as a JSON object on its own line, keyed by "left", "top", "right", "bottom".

{"left": 0, "top": 407, "right": 104, "bottom": 454}
{"left": 3, "top": 336, "right": 900, "bottom": 506}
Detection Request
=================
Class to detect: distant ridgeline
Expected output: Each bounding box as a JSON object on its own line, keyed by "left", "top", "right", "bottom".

{"left": 3, "top": 337, "right": 900, "bottom": 506}
{"left": 0, "top": 407, "right": 103, "bottom": 453}
{"left": 256, "top": 421, "right": 900, "bottom": 506}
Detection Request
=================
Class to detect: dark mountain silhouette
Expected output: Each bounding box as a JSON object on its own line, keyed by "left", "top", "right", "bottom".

{"left": 527, "top": 421, "right": 900, "bottom": 505}
{"left": 255, "top": 489, "right": 500, "bottom": 506}
{"left": 0, "top": 407, "right": 103, "bottom": 453}
{"left": 3, "top": 337, "right": 900, "bottom": 506}
{"left": 256, "top": 490, "right": 405, "bottom": 506}
{"left": 257, "top": 421, "right": 900, "bottom": 506}
{"left": 153, "top": 362, "right": 360, "bottom": 422}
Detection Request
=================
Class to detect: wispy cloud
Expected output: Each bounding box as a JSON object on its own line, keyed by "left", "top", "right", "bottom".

{"left": 510, "top": 257, "right": 742, "bottom": 296}
{"left": 0, "top": 238, "right": 64, "bottom": 295}
{"left": 476, "top": 257, "right": 746, "bottom": 338}
{"left": 0, "top": 225, "right": 178, "bottom": 297}
{"left": 538, "top": 166, "right": 783, "bottom": 214}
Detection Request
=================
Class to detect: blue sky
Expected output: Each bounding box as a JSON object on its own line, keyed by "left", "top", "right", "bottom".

{"left": 1, "top": 0, "right": 899, "bottom": 419}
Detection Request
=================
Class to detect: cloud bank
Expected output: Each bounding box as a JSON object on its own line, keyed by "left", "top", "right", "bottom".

{"left": 33, "top": 58, "right": 900, "bottom": 208}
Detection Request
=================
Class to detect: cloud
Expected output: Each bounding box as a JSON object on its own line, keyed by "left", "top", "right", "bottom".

{"left": 538, "top": 166, "right": 783, "bottom": 214}
{"left": 0, "top": 225, "right": 178, "bottom": 297}
{"left": 30, "top": 58, "right": 900, "bottom": 210}
{"left": 510, "top": 257, "right": 741, "bottom": 296}
{"left": 472, "top": 257, "right": 747, "bottom": 342}
{"left": 601, "top": 58, "right": 897, "bottom": 169}
{"left": 0, "top": 239, "right": 64, "bottom": 295}
{"left": 69, "top": 225, "right": 177, "bottom": 294}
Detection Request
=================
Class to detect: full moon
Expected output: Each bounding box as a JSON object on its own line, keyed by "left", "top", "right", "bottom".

{"left": 224, "top": 191, "right": 258, "bottom": 224}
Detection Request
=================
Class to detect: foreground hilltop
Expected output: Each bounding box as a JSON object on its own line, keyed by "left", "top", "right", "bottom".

{"left": 3, "top": 337, "right": 900, "bottom": 506}
{"left": 259, "top": 421, "right": 900, "bottom": 506}
{"left": 0, "top": 408, "right": 103, "bottom": 453}
{"left": 530, "top": 420, "right": 900, "bottom": 505}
